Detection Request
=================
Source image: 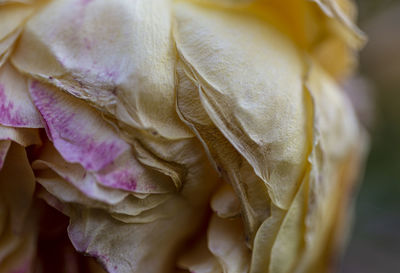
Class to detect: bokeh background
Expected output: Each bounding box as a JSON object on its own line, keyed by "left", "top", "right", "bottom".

{"left": 340, "top": 1, "right": 400, "bottom": 272}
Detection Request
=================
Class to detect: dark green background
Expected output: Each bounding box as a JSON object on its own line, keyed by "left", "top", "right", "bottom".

{"left": 341, "top": 1, "right": 400, "bottom": 272}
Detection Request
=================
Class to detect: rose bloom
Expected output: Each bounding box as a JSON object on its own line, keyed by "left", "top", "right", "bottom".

{"left": 0, "top": 0, "right": 367, "bottom": 273}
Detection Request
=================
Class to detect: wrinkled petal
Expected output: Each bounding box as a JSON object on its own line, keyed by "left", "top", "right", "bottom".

{"left": 174, "top": 1, "right": 309, "bottom": 210}
{"left": 42, "top": 158, "right": 218, "bottom": 273}
{"left": 29, "top": 80, "right": 129, "bottom": 172}
{"left": 12, "top": 0, "right": 193, "bottom": 140}
{"left": 33, "top": 141, "right": 173, "bottom": 219}
{"left": 175, "top": 59, "right": 270, "bottom": 241}
{"left": 29, "top": 80, "right": 176, "bottom": 194}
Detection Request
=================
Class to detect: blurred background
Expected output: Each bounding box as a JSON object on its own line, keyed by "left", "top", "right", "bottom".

{"left": 340, "top": 1, "right": 400, "bottom": 272}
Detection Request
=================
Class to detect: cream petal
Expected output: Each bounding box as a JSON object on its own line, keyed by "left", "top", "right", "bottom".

{"left": 0, "top": 29, "right": 20, "bottom": 65}
{"left": 0, "top": 3, "right": 35, "bottom": 41}
{"left": 208, "top": 215, "right": 251, "bottom": 273}
{"left": 210, "top": 182, "right": 241, "bottom": 218}
{"left": 11, "top": 0, "right": 192, "bottom": 140}
{"left": 0, "top": 125, "right": 41, "bottom": 147}
{"left": 0, "top": 62, "right": 43, "bottom": 128}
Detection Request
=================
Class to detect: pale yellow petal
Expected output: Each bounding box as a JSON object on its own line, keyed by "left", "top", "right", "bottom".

{"left": 293, "top": 61, "right": 365, "bottom": 272}
{"left": 0, "top": 3, "right": 35, "bottom": 41}
{"left": 174, "top": 1, "right": 309, "bottom": 210}
{"left": 176, "top": 59, "right": 270, "bottom": 240}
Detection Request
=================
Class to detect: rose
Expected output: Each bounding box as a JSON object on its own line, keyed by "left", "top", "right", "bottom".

{"left": 0, "top": 0, "right": 367, "bottom": 272}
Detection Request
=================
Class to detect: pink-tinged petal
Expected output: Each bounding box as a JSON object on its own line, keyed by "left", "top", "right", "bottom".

{"left": 94, "top": 150, "right": 175, "bottom": 193}
{"left": 33, "top": 141, "right": 175, "bottom": 208}
{"left": 11, "top": 0, "right": 192, "bottom": 140}
{"left": 33, "top": 141, "right": 130, "bottom": 205}
{"left": 29, "top": 80, "right": 130, "bottom": 172}
{"left": 0, "top": 63, "right": 43, "bottom": 128}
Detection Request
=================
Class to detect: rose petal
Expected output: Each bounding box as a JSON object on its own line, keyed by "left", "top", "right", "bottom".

{"left": 176, "top": 59, "right": 271, "bottom": 240}
{"left": 12, "top": 0, "right": 192, "bottom": 140}
{"left": 208, "top": 215, "right": 250, "bottom": 273}
{"left": 0, "top": 125, "right": 41, "bottom": 147}
{"left": 0, "top": 62, "right": 43, "bottom": 128}
{"left": 173, "top": 2, "right": 309, "bottom": 210}
{"left": 29, "top": 80, "right": 129, "bottom": 172}
{"left": 177, "top": 234, "right": 222, "bottom": 273}
{"left": 0, "top": 143, "right": 36, "bottom": 273}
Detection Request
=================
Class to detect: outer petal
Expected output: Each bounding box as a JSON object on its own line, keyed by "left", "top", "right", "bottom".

{"left": 173, "top": 2, "right": 309, "bottom": 210}
{"left": 293, "top": 62, "right": 366, "bottom": 272}
{"left": 11, "top": 0, "right": 192, "bottom": 140}
{"left": 29, "top": 80, "right": 175, "bottom": 194}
